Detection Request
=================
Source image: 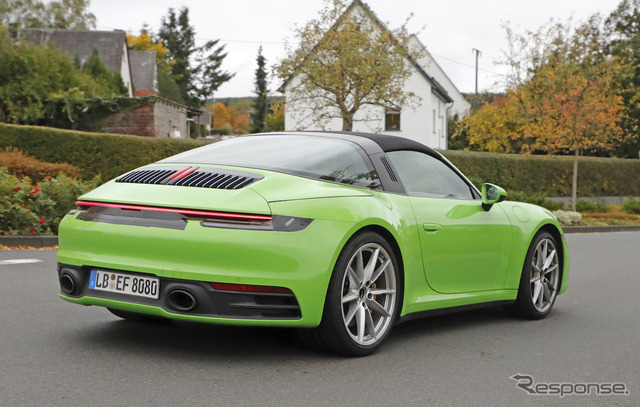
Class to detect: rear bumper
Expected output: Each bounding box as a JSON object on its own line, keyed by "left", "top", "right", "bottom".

{"left": 58, "top": 265, "right": 301, "bottom": 320}
{"left": 56, "top": 211, "right": 356, "bottom": 327}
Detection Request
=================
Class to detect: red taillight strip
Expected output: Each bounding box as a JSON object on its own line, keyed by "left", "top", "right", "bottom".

{"left": 211, "top": 282, "right": 293, "bottom": 295}
{"left": 75, "top": 201, "right": 273, "bottom": 221}
{"left": 168, "top": 167, "right": 198, "bottom": 180}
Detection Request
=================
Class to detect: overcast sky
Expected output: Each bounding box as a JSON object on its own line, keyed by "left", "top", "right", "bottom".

{"left": 90, "top": 0, "right": 623, "bottom": 98}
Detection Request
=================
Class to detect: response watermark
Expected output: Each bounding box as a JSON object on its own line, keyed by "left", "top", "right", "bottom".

{"left": 511, "top": 374, "right": 630, "bottom": 398}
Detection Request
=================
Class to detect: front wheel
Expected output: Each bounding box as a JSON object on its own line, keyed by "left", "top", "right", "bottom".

{"left": 507, "top": 231, "right": 561, "bottom": 319}
{"left": 300, "top": 232, "right": 400, "bottom": 356}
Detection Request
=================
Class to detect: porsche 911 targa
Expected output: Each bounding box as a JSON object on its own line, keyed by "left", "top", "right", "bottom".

{"left": 57, "top": 132, "right": 569, "bottom": 356}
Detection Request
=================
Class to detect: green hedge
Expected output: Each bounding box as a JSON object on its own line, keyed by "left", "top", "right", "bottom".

{"left": 441, "top": 150, "right": 640, "bottom": 197}
{"left": 0, "top": 123, "right": 206, "bottom": 181}
{"left": 1, "top": 123, "right": 639, "bottom": 197}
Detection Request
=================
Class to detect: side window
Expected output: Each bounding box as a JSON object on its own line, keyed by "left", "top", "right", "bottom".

{"left": 386, "top": 150, "right": 474, "bottom": 200}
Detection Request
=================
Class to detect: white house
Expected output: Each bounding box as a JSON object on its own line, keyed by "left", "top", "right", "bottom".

{"left": 281, "top": 0, "right": 471, "bottom": 150}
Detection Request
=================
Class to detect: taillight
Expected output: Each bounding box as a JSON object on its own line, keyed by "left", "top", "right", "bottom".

{"left": 75, "top": 200, "right": 272, "bottom": 221}
{"left": 75, "top": 201, "right": 313, "bottom": 232}
{"left": 211, "top": 282, "right": 293, "bottom": 295}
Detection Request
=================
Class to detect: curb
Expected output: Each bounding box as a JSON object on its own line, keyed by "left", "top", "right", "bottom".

{"left": 563, "top": 225, "right": 640, "bottom": 234}
{"left": 0, "top": 236, "right": 59, "bottom": 248}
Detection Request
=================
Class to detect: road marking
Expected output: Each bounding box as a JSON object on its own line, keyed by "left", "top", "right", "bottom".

{"left": 0, "top": 259, "right": 43, "bottom": 266}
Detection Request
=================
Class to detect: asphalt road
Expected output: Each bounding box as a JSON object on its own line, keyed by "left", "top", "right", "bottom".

{"left": 1, "top": 232, "right": 638, "bottom": 407}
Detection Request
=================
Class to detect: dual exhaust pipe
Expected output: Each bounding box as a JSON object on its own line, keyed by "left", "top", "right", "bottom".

{"left": 58, "top": 271, "right": 198, "bottom": 312}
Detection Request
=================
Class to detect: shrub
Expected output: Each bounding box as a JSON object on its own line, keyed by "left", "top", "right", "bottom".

{"left": 0, "top": 168, "right": 99, "bottom": 235}
{"left": 0, "top": 148, "right": 82, "bottom": 179}
{"left": 552, "top": 210, "right": 582, "bottom": 226}
{"left": 0, "top": 123, "right": 207, "bottom": 180}
{"left": 441, "top": 150, "right": 640, "bottom": 197}
{"left": 211, "top": 127, "right": 231, "bottom": 135}
{"left": 507, "top": 191, "right": 564, "bottom": 211}
{"left": 621, "top": 199, "right": 640, "bottom": 215}
{"left": 1, "top": 122, "right": 640, "bottom": 197}
{"left": 575, "top": 200, "right": 609, "bottom": 213}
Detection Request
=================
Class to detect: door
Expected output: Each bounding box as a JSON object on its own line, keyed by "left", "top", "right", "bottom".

{"left": 386, "top": 150, "right": 512, "bottom": 293}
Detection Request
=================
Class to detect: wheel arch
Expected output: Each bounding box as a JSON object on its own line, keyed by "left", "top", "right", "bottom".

{"left": 535, "top": 223, "right": 567, "bottom": 293}
{"left": 346, "top": 224, "right": 406, "bottom": 315}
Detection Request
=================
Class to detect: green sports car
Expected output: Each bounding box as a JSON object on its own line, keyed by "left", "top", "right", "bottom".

{"left": 57, "top": 132, "right": 569, "bottom": 356}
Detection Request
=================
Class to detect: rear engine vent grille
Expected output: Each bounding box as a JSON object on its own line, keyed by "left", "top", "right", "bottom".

{"left": 117, "top": 169, "right": 178, "bottom": 185}
{"left": 173, "top": 171, "right": 255, "bottom": 189}
{"left": 116, "top": 167, "right": 263, "bottom": 190}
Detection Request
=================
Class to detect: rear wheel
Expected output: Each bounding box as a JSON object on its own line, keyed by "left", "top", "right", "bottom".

{"left": 107, "top": 308, "right": 171, "bottom": 323}
{"left": 300, "top": 231, "right": 400, "bottom": 356}
{"left": 507, "top": 231, "right": 560, "bottom": 319}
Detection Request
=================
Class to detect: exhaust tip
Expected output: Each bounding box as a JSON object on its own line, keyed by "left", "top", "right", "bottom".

{"left": 60, "top": 273, "right": 76, "bottom": 295}
{"left": 167, "top": 289, "right": 198, "bottom": 312}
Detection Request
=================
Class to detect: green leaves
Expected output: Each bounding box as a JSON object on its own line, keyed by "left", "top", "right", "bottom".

{"left": 158, "top": 7, "right": 233, "bottom": 108}
{"left": 0, "top": 32, "right": 115, "bottom": 124}
{"left": 0, "top": 0, "right": 95, "bottom": 31}
{"left": 275, "top": 0, "right": 420, "bottom": 131}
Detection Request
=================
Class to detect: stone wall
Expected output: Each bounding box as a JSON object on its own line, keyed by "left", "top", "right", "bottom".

{"left": 101, "top": 104, "right": 156, "bottom": 137}
{"left": 100, "top": 98, "right": 189, "bottom": 138}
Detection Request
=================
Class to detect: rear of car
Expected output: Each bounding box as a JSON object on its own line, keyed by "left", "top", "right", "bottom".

{"left": 56, "top": 135, "right": 382, "bottom": 327}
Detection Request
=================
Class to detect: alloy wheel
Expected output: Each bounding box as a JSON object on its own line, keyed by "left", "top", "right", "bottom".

{"left": 340, "top": 243, "right": 397, "bottom": 346}
{"left": 529, "top": 237, "right": 559, "bottom": 313}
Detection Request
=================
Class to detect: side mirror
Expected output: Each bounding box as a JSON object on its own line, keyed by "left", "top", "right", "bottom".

{"left": 481, "top": 183, "right": 507, "bottom": 211}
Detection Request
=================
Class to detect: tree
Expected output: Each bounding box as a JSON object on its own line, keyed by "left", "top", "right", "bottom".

{"left": 265, "top": 99, "right": 285, "bottom": 132}
{"left": 604, "top": 0, "right": 640, "bottom": 158}
{"left": 459, "top": 19, "right": 626, "bottom": 210}
{"left": 158, "top": 7, "right": 193, "bottom": 105}
{"left": 0, "top": 29, "right": 115, "bottom": 124}
{"left": 250, "top": 47, "right": 269, "bottom": 133}
{"left": 81, "top": 48, "right": 128, "bottom": 95}
{"left": 211, "top": 102, "right": 232, "bottom": 133}
{"left": 523, "top": 59, "right": 624, "bottom": 210}
{"left": 275, "top": 0, "right": 420, "bottom": 131}
{"left": 193, "top": 39, "right": 234, "bottom": 103}
{"left": 209, "top": 102, "right": 251, "bottom": 135}
{"left": 0, "top": 0, "right": 95, "bottom": 31}
{"left": 158, "top": 7, "right": 233, "bottom": 108}
{"left": 456, "top": 92, "right": 529, "bottom": 153}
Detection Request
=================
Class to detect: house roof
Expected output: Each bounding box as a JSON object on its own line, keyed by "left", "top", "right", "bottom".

{"left": 129, "top": 49, "right": 157, "bottom": 93}
{"left": 351, "top": 0, "right": 453, "bottom": 103}
{"left": 20, "top": 28, "right": 127, "bottom": 72}
{"left": 279, "top": 0, "right": 453, "bottom": 104}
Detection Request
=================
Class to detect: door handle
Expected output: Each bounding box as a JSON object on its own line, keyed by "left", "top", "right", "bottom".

{"left": 423, "top": 223, "right": 442, "bottom": 232}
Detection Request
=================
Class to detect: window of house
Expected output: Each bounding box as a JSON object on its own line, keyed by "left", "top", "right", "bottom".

{"left": 385, "top": 110, "right": 401, "bottom": 131}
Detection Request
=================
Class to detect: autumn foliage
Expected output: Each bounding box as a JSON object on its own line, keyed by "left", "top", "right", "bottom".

{"left": 0, "top": 148, "right": 81, "bottom": 179}
{"left": 456, "top": 18, "right": 630, "bottom": 209}
{"left": 127, "top": 32, "right": 171, "bottom": 69}
{"left": 208, "top": 102, "right": 250, "bottom": 135}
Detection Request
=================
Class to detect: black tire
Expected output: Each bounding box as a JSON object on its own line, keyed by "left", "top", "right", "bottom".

{"left": 506, "top": 231, "right": 561, "bottom": 319}
{"left": 300, "top": 231, "right": 401, "bottom": 356}
{"left": 107, "top": 308, "right": 171, "bottom": 323}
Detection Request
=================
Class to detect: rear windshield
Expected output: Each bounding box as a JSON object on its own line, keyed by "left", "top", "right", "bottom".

{"left": 160, "top": 135, "right": 382, "bottom": 189}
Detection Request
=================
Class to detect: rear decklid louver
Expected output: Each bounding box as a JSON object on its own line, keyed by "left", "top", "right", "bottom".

{"left": 116, "top": 167, "right": 263, "bottom": 190}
